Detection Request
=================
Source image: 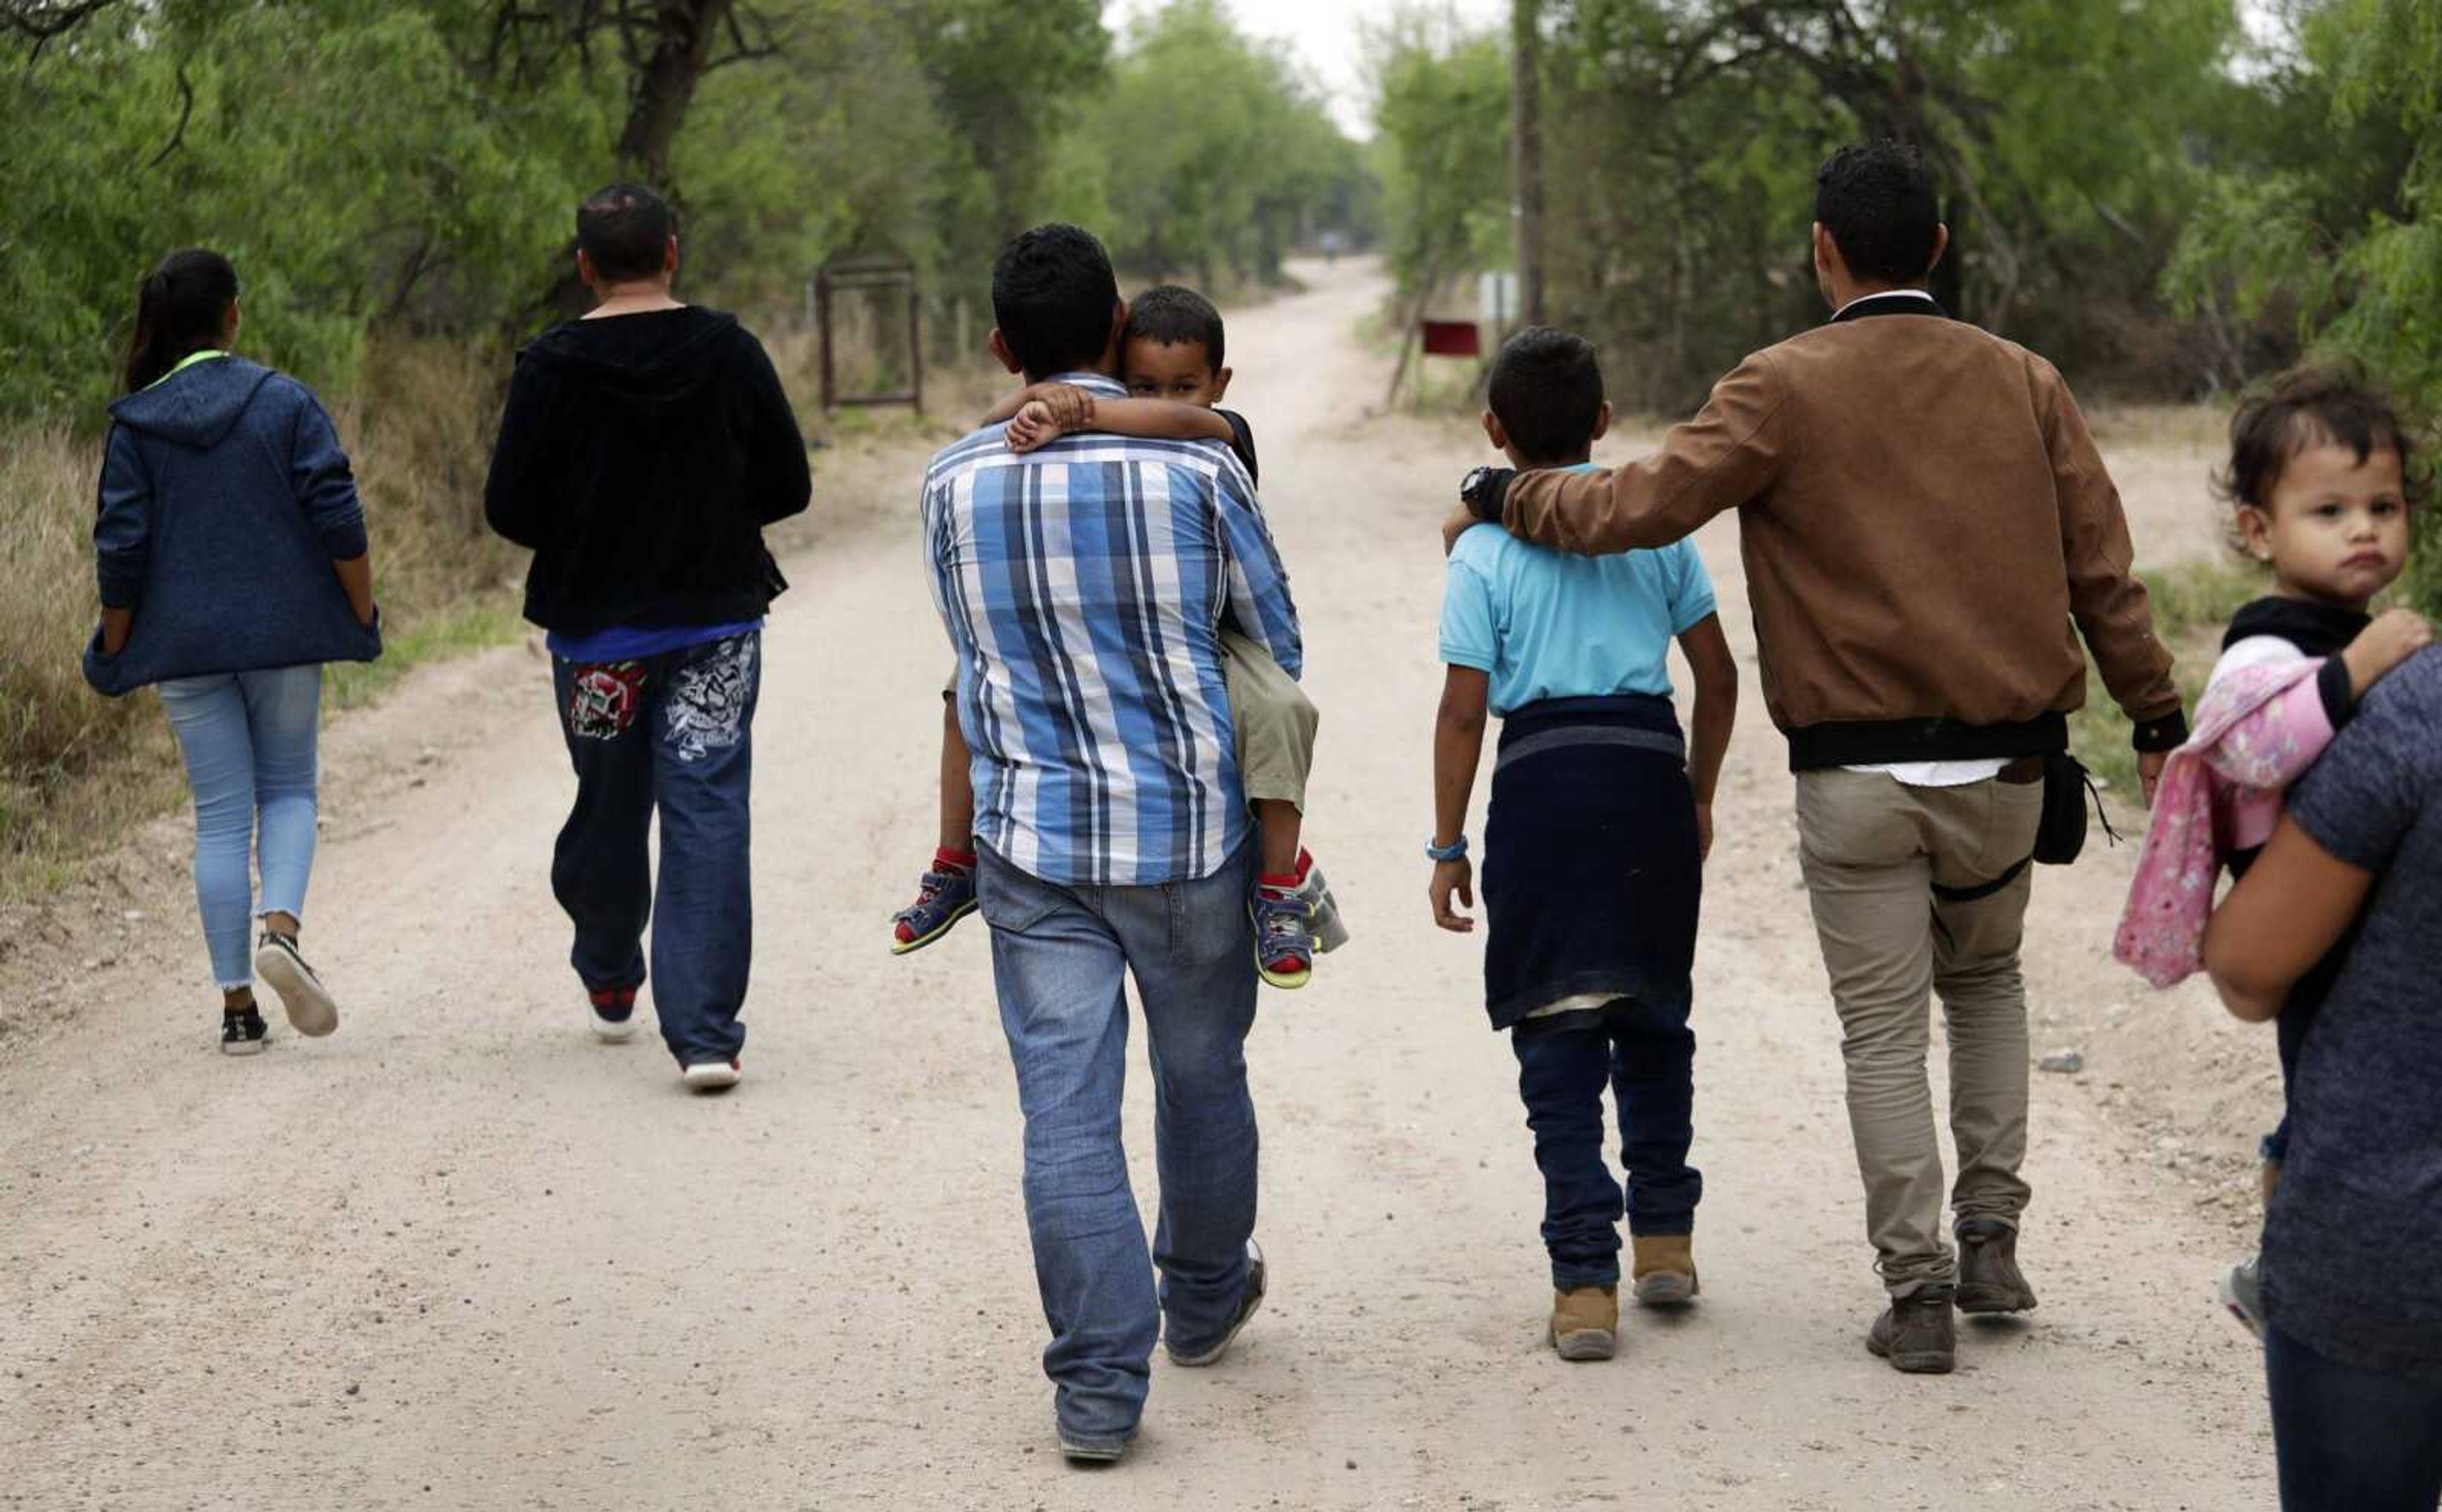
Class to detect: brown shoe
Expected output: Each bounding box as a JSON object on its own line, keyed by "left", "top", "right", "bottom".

{"left": 1866, "top": 1287, "right": 1956, "bottom": 1374}
{"left": 1631, "top": 1234, "right": 1699, "bottom": 1307}
{"left": 1955, "top": 1220, "right": 2038, "bottom": 1315}
{"left": 1549, "top": 1286, "right": 1618, "bottom": 1361}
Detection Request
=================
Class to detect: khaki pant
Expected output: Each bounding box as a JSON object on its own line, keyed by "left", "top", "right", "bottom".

{"left": 1221, "top": 629, "right": 1318, "bottom": 812}
{"left": 1795, "top": 768, "right": 2044, "bottom": 1298}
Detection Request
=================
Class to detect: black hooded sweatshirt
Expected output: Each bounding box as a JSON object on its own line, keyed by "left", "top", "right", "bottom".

{"left": 484, "top": 306, "right": 811, "bottom": 637}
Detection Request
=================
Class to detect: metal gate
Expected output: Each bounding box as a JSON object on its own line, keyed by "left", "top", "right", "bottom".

{"left": 812, "top": 258, "right": 922, "bottom": 413}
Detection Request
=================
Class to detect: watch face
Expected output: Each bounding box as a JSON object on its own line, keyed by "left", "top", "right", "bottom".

{"left": 1461, "top": 465, "right": 1491, "bottom": 499}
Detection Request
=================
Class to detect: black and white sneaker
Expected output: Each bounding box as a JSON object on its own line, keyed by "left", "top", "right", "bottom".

{"left": 254, "top": 931, "right": 339, "bottom": 1038}
{"left": 221, "top": 1003, "right": 269, "bottom": 1056}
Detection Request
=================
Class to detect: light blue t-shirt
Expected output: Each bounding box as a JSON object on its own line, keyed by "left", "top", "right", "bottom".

{"left": 1438, "top": 469, "right": 1718, "bottom": 717}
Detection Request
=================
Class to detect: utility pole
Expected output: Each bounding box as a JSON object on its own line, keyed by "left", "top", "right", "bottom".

{"left": 1510, "top": 0, "right": 1547, "bottom": 328}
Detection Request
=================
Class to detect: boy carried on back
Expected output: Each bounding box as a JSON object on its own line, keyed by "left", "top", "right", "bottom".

{"left": 1429, "top": 328, "right": 1738, "bottom": 1363}
{"left": 891, "top": 284, "right": 1347, "bottom": 985}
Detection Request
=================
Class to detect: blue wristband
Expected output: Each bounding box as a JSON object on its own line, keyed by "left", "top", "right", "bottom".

{"left": 1425, "top": 835, "right": 1469, "bottom": 862}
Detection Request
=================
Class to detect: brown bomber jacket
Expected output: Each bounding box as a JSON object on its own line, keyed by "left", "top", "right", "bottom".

{"left": 1494, "top": 296, "right": 2188, "bottom": 769}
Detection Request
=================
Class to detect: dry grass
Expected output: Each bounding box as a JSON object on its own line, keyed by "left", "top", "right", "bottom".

{"left": 0, "top": 339, "right": 527, "bottom": 902}
{"left": 0, "top": 424, "right": 183, "bottom": 892}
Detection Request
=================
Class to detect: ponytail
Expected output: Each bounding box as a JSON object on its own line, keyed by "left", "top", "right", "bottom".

{"left": 122, "top": 249, "right": 240, "bottom": 394}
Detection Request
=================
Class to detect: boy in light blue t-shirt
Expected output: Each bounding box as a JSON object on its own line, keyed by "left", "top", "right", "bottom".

{"left": 1428, "top": 327, "right": 1738, "bottom": 1364}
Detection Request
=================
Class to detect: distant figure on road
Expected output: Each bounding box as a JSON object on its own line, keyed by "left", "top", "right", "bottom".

{"left": 84, "top": 248, "right": 382, "bottom": 1055}
{"left": 921, "top": 224, "right": 1300, "bottom": 1464}
{"left": 1428, "top": 327, "right": 1739, "bottom": 1363}
{"left": 1451, "top": 142, "right": 2187, "bottom": 1375}
{"left": 483, "top": 183, "right": 810, "bottom": 1092}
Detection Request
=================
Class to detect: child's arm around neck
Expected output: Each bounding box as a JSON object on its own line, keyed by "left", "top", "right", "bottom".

{"left": 996, "top": 384, "right": 1235, "bottom": 453}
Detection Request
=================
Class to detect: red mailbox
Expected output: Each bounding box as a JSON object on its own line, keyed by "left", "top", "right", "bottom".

{"left": 1419, "top": 319, "right": 1483, "bottom": 358}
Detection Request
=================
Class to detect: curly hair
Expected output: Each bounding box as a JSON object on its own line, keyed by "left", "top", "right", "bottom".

{"left": 2214, "top": 363, "right": 2424, "bottom": 553}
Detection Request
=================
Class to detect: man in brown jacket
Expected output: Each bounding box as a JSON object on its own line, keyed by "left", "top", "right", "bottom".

{"left": 1451, "top": 142, "right": 2186, "bottom": 1375}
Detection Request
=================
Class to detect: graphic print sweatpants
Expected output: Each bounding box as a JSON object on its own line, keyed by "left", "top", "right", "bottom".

{"left": 548, "top": 630, "right": 761, "bottom": 1066}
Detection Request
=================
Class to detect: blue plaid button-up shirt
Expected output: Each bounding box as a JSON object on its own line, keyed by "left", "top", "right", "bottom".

{"left": 922, "top": 373, "right": 1304, "bottom": 887}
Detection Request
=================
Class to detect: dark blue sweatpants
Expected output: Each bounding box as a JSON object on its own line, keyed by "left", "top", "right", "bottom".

{"left": 549, "top": 631, "right": 760, "bottom": 1066}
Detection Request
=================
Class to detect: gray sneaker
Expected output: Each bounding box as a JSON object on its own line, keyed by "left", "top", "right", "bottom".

{"left": 1166, "top": 1239, "right": 1267, "bottom": 1367}
{"left": 1057, "top": 1427, "right": 1128, "bottom": 1465}
{"left": 1297, "top": 862, "right": 1351, "bottom": 953}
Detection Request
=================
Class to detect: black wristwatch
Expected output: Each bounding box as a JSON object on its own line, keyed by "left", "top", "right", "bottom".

{"left": 1459, "top": 465, "right": 1515, "bottom": 522}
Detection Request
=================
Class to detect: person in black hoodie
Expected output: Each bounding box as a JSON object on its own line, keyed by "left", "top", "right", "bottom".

{"left": 484, "top": 183, "right": 811, "bottom": 1092}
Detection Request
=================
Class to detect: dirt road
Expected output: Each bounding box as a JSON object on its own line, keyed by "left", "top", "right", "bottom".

{"left": 0, "top": 260, "right": 2272, "bottom": 1509}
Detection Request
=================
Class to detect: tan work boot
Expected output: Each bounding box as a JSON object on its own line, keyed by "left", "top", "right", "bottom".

{"left": 1549, "top": 1286, "right": 1618, "bottom": 1361}
{"left": 1631, "top": 1234, "right": 1700, "bottom": 1307}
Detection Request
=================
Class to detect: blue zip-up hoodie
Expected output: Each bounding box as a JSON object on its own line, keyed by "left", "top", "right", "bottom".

{"left": 83, "top": 357, "right": 382, "bottom": 696}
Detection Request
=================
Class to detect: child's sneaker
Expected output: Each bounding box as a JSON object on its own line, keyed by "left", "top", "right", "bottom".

{"left": 892, "top": 849, "right": 978, "bottom": 956}
{"left": 588, "top": 986, "right": 639, "bottom": 1043}
{"left": 253, "top": 930, "right": 338, "bottom": 1038}
{"left": 2221, "top": 1256, "right": 2265, "bottom": 1342}
{"left": 1293, "top": 850, "right": 1350, "bottom": 954}
{"left": 1250, "top": 882, "right": 1314, "bottom": 989}
{"left": 220, "top": 1003, "right": 268, "bottom": 1056}
{"left": 682, "top": 1057, "right": 742, "bottom": 1093}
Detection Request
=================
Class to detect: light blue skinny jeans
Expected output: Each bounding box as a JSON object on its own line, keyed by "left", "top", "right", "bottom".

{"left": 157, "top": 666, "right": 322, "bottom": 989}
{"left": 975, "top": 837, "right": 1262, "bottom": 1447}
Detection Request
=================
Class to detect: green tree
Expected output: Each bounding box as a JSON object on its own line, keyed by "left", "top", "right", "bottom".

{"left": 0, "top": 1, "right": 607, "bottom": 415}
{"left": 1084, "top": 0, "right": 1371, "bottom": 285}
{"left": 2169, "top": 0, "right": 2442, "bottom": 605}
{"left": 1367, "top": 13, "right": 1512, "bottom": 303}
{"left": 1484, "top": 0, "right": 2245, "bottom": 404}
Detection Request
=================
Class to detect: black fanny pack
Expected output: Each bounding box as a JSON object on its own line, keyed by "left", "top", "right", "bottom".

{"left": 1931, "top": 752, "right": 2117, "bottom": 903}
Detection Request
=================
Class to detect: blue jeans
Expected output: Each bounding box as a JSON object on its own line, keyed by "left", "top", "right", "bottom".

{"left": 1511, "top": 997, "right": 1701, "bottom": 1291}
{"left": 158, "top": 666, "right": 322, "bottom": 989}
{"left": 976, "top": 839, "right": 1262, "bottom": 1445}
{"left": 2267, "top": 1323, "right": 2442, "bottom": 1510}
{"left": 549, "top": 631, "right": 759, "bottom": 1066}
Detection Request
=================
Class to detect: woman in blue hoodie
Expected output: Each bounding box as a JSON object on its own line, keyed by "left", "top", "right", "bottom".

{"left": 86, "top": 249, "right": 383, "bottom": 1054}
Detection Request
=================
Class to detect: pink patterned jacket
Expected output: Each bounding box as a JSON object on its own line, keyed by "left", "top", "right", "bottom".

{"left": 2113, "top": 648, "right": 2335, "bottom": 989}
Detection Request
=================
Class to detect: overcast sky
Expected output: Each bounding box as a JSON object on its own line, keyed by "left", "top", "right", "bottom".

{"left": 1107, "top": 0, "right": 1506, "bottom": 139}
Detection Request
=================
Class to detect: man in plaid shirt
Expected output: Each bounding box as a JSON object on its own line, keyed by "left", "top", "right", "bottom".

{"left": 921, "top": 224, "right": 1301, "bottom": 1464}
